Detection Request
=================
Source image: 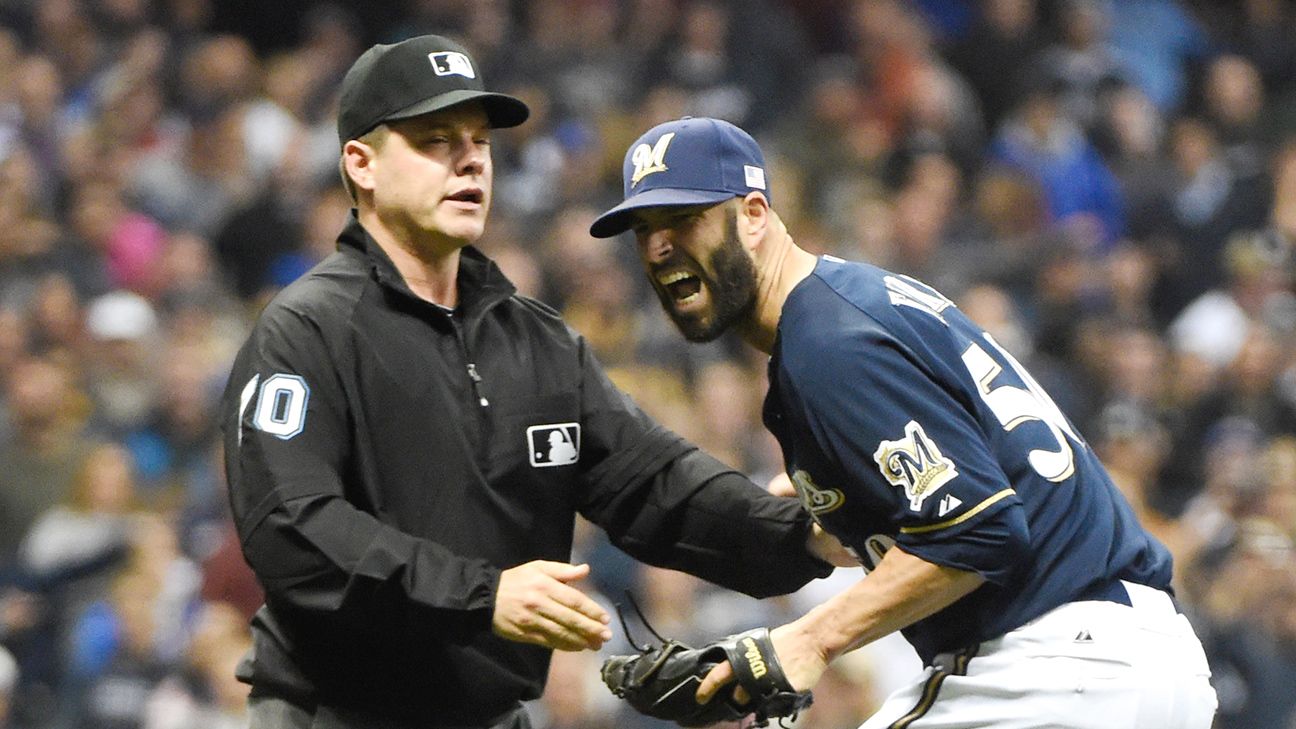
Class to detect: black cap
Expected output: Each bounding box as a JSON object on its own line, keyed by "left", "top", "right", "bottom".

{"left": 336, "top": 34, "right": 529, "bottom": 145}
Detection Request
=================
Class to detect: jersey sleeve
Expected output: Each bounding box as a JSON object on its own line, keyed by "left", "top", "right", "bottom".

{"left": 221, "top": 306, "right": 499, "bottom": 626}
{"left": 571, "top": 338, "right": 832, "bottom": 597}
{"left": 787, "top": 330, "right": 1029, "bottom": 585}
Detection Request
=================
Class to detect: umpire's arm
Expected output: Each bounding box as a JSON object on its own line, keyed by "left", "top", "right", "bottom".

{"left": 221, "top": 309, "right": 498, "bottom": 624}
{"left": 571, "top": 338, "right": 833, "bottom": 598}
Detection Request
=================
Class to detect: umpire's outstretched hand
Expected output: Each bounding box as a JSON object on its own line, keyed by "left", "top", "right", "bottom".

{"left": 493, "top": 561, "right": 612, "bottom": 651}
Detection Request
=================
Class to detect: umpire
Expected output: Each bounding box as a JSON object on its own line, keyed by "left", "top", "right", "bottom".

{"left": 220, "top": 34, "right": 840, "bottom": 729}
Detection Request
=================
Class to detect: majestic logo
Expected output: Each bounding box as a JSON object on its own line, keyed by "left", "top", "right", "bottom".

{"left": 428, "top": 51, "right": 475, "bottom": 79}
{"left": 527, "top": 423, "right": 580, "bottom": 467}
{"left": 629, "top": 132, "right": 676, "bottom": 186}
{"left": 937, "top": 494, "right": 962, "bottom": 517}
{"left": 741, "top": 637, "right": 768, "bottom": 679}
{"left": 789, "top": 469, "right": 845, "bottom": 516}
{"left": 873, "top": 421, "right": 959, "bottom": 511}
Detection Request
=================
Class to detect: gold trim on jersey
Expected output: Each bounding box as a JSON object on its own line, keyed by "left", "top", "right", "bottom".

{"left": 899, "top": 488, "right": 1015, "bottom": 535}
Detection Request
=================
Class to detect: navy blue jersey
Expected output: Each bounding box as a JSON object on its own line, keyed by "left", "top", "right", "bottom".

{"left": 764, "top": 256, "right": 1172, "bottom": 664}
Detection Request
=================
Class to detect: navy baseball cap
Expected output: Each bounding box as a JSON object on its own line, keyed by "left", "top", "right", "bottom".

{"left": 589, "top": 117, "right": 771, "bottom": 238}
{"left": 337, "top": 34, "right": 529, "bottom": 145}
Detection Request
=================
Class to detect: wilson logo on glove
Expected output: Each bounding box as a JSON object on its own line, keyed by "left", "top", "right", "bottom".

{"left": 742, "top": 637, "right": 768, "bottom": 679}
{"left": 601, "top": 597, "right": 812, "bottom": 728}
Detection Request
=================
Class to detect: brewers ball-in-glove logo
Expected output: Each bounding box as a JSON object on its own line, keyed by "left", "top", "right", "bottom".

{"left": 527, "top": 423, "right": 580, "bottom": 467}
{"left": 789, "top": 469, "right": 844, "bottom": 516}
{"left": 873, "top": 420, "right": 958, "bottom": 511}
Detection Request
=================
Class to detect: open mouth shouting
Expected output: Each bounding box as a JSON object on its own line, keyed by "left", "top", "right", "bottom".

{"left": 657, "top": 269, "right": 706, "bottom": 310}
{"left": 641, "top": 210, "right": 758, "bottom": 343}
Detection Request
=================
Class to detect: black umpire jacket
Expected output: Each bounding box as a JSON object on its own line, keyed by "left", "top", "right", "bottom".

{"left": 220, "top": 215, "right": 831, "bottom": 727}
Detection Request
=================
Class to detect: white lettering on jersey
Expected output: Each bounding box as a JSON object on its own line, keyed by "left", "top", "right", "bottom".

{"left": 873, "top": 420, "right": 959, "bottom": 511}
{"left": 251, "top": 374, "right": 310, "bottom": 440}
{"left": 237, "top": 374, "right": 259, "bottom": 446}
{"left": 630, "top": 132, "right": 676, "bottom": 186}
{"left": 884, "top": 275, "right": 953, "bottom": 324}
{"left": 962, "top": 334, "right": 1081, "bottom": 482}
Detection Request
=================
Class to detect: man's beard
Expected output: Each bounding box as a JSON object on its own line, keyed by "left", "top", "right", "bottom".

{"left": 657, "top": 210, "right": 758, "bottom": 343}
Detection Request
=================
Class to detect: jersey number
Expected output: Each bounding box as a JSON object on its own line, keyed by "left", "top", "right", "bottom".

{"left": 239, "top": 373, "right": 310, "bottom": 441}
{"left": 961, "top": 334, "right": 1081, "bottom": 482}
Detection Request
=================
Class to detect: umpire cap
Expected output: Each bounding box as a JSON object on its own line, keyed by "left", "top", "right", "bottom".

{"left": 590, "top": 117, "right": 771, "bottom": 238}
{"left": 337, "top": 34, "right": 529, "bottom": 145}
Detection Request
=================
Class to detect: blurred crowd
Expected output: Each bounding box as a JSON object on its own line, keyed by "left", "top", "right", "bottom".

{"left": 0, "top": 0, "right": 1295, "bottom": 727}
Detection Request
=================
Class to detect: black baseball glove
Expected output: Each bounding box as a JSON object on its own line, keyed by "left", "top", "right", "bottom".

{"left": 600, "top": 627, "right": 813, "bottom": 727}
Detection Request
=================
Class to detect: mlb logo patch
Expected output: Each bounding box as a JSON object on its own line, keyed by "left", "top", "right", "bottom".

{"left": 429, "top": 51, "right": 475, "bottom": 79}
{"left": 527, "top": 423, "right": 580, "bottom": 467}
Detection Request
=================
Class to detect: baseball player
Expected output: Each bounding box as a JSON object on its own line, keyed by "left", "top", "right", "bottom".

{"left": 221, "top": 39, "right": 848, "bottom": 729}
{"left": 590, "top": 117, "right": 1218, "bottom": 728}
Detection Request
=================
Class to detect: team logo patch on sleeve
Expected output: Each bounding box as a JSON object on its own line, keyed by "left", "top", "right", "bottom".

{"left": 873, "top": 420, "right": 959, "bottom": 511}
{"left": 527, "top": 423, "right": 580, "bottom": 467}
{"left": 790, "top": 469, "right": 845, "bottom": 516}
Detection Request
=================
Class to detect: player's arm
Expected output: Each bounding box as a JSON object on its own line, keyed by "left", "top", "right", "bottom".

{"left": 571, "top": 338, "right": 836, "bottom": 597}
{"left": 801, "top": 546, "right": 985, "bottom": 657}
{"left": 698, "top": 329, "right": 1031, "bottom": 701}
{"left": 698, "top": 546, "right": 984, "bottom": 699}
{"left": 225, "top": 308, "right": 608, "bottom": 651}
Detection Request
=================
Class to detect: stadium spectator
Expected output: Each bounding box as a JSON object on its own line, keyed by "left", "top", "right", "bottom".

{"left": 0, "top": 2, "right": 1294, "bottom": 726}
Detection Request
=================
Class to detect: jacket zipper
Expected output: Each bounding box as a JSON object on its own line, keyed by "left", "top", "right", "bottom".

{"left": 449, "top": 317, "right": 489, "bottom": 408}
{"left": 466, "top": 363, "right": 489, "bottom": 407}
{"left": 443, "top": 310, "right": 491, "bottom": 474}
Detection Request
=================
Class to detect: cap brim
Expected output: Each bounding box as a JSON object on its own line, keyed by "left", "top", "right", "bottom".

{"left": 385, "top": 88, "right": 530, "bottom": 130}
{"left": 589, "top": 188, "right": 737, "bottom": 238}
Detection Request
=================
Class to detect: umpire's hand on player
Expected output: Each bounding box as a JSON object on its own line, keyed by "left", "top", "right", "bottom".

{"left": 807, "top": 523, "right": 857, "bottom": 567}
{"left": 770, "top": 473, "right": 857, "bottom": 568}
{"left": 493, "top": 561, "right": 613, "bottom": 651}
{"left": 766, "top": 472, "right": 798, "bottom": 497}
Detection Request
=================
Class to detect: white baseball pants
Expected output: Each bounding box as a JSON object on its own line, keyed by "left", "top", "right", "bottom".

{"left": 859, "top": 582, "right": 1217, "bottom": 729}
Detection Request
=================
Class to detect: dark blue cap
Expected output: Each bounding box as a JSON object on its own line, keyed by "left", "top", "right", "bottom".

{"left": 589, "top": 117, "right": 771, "bottom": 238}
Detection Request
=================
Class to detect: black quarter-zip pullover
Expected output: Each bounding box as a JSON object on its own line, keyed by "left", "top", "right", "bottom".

{"left": 221, "top": 215, "right": 830, "bottom": 726}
